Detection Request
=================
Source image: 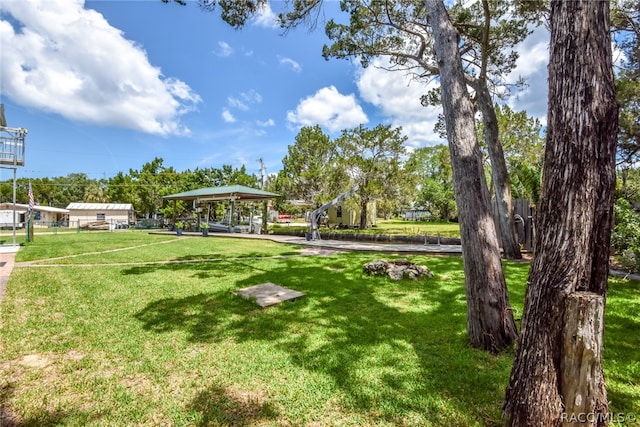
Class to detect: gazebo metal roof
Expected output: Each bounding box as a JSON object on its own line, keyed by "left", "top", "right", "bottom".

{"left": 163, "top": 185, "right": 279, "bottom": 202}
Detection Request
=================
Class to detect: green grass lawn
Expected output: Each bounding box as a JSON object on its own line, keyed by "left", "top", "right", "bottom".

{"left": 1, "top": 232, "right": 638, "bottom": 426}
{"left": 363, "top": 220, "right": 461, "bottom": 237}
{"left": 273, "top": 219, "right": 462, "bottom": 238}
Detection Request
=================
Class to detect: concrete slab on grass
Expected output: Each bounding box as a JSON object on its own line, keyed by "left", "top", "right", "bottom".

{"left": 235, "top": 283, "right": 305, "bottom": 307}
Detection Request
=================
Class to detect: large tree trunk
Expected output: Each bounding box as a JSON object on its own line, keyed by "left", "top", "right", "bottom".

{"left": 424, "top": 0, "right": 517, "bottom": 352}
{"left": 360, "top": 199, "right": 368, "bottom": 229}
{"left": 503, "top": 0, "right": 618, "bottom": 424}
{"left": 476, "top": 83, "right": 522, "bottom": 260}
{"left": 475, "top": 0, "right": 522, "bottom": 260}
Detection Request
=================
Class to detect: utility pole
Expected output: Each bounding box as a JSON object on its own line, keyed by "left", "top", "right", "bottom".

{"left": 0, "top": 104, "right": 27, "bottom": 248}
{"left": 258, "top": 157, "right": 268, "bottom": 233}
{"left": 258, "top": 157, "right": 266, "bottom": 190}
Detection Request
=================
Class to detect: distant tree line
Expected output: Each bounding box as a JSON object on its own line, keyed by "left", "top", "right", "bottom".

{"left": 3, "top": 115, "right": 638, "bottom": 229}
{"left": 0, "top": 159, "right": 259, "bottom": 222}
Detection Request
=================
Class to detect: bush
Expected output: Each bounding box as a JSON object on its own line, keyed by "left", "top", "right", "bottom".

{"left": 611, "top": 199, "right": 640, "bottom": 273}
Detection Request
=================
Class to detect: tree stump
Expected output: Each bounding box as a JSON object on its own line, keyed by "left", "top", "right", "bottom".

{"left": 561, "top": 292, "right": 606, "bottom": 426}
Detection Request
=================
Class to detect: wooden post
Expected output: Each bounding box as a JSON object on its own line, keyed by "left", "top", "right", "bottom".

{"left": 262, "top": 201, "right": 268, "bottom": 234}
{"left": 172, "top": 200, "right": 177, "bottom": 225}
{"left": 561, "top": 292, "right": 605, "bottom": 426}
{"left": 28, "top": 211, "right": 34, "bottom": 242}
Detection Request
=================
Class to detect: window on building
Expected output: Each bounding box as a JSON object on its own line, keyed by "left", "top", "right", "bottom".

{"left": 336, "top": 206, "right": 342, "bottom": 218}
{"left": 97, "top": 213, "right": 105, "bottom": 221}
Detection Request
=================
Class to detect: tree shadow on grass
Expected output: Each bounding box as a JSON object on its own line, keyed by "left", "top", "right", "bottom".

{"left": 1, "top": 401, "right": 106, "bottom": 427}
{"left": 1, "top": 363, "right": 109, "bottom": 427}
{"left": 121, "top": 252, "right": 302, "bottom": 279}
{"left": 131, "top": 255, "right": 640, "bottom": 422}
{"left": 0, "top": 383, "right": 20, "bottom": 427}
{"left": 134, "top": 254, "right": 514, "bottom": 425}
{"left": 187, "top": 384, "right": 279, "bottom": 426}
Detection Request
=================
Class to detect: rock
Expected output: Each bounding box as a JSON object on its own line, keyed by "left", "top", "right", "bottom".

{"left": 363, "top": 259, "right": 434, "bottom": 281}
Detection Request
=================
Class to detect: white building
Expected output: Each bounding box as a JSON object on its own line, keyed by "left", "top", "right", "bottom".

{"left": 66, "top": 203, "right": 135, "bottom": 229}
{"left": 0, "top": 203, "right": 69, "bottom": 228}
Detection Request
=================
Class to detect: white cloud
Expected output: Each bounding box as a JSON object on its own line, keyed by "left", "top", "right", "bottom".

{"left": 251, "top": 3, "right": 279, "bottom": 29}
{"left": 278, "top": 56, "right": 302, "bottom": 72}
{"left": 228, "top": 97, "right": 249, "bottom": 111}
{"left": 241, "top": 89, "right": 262, "bottom": 104}
{"left": 257, "top": 118, "right": 275, "bottom": 127}
{"left": 0, "top": 0, "right": 201, "bottom": 136}
{"left": 505, "top": 26, "right": 550, "bottom": 123}
{"left": 227, "top": 89, "right": 262, "bottom": 112}
{"left": 613, "top": 42, "right": 627, "bottom": 69}
{"left": 287, "top": 86, "right": 369, "bottom": 133}
{"left": 221, "top": 109, "right": 236, "bottom": 123}
{"left": 356, "top": 59, "right": 443, "bottom": 148}
{"left": 216, "top": 41, "right": 234, "bottom": 57}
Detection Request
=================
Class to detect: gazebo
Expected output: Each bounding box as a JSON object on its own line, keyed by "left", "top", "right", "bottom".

{"left": 163, "top": 184, "right": 279, "bottom": 232}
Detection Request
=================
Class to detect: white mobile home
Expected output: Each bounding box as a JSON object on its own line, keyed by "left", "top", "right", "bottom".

{"left": 0, "top": 207, "right": 25, "bottom": 228}
{"left": 66, "top": 203, "right": 134, "bottom": 229}
{"left": 0, "top": 203, "right": 69, "bottom": 228}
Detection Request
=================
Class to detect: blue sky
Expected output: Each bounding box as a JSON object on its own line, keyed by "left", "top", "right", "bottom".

{"left": 0, "top": 0, "right": 550, "bottom": 182}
